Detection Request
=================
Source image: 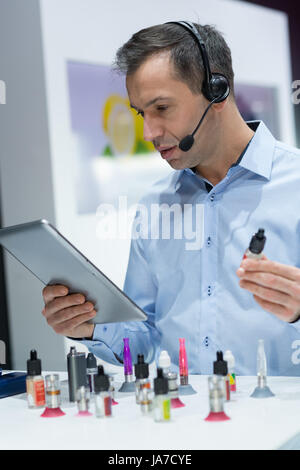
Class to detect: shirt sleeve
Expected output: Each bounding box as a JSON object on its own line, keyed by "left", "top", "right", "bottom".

{"left": 77, "top": 224, "right": 159, "bottom": 366}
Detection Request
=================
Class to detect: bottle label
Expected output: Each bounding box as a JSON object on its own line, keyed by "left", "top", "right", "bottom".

{"left": 26, "top": 379, "right": 35, "bottom": 407}
{"left": 141, "top": 382, "right": 151, "bottom": 389}
{"left": 230, "top": 373, "right": 236, "bottom": 391}
{"left": 34, "top": 380, "right": 46, "bottom": 406}
{"left": 104, "top": 396, "right": 112, "bottom": 416}
{"left": 163, "top": 399, "right": 171, "bottom": 420}
{"left": 225, "top": 377, "right": 231, "bottom": 401}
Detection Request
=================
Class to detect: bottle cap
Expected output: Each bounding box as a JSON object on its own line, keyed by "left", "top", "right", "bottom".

{"left": 154, "top": 368, "right": 169, "bottom": 395}
{"left": 134, "top": 354, "right": 149, "bottom": 379}
{"left": 158, "top": 350, "right": 171, "bottom": 368}
{"left": 224, "top": 350, "right": 235, "bottom": 369}
{"left": 94, "top": 365, "right": 110, "bottom": 392}
{"left": 86, "top": 352, "right": 97, "bottom": 369}
{"left": 249, "top": 228, "right": 266, "bottom": 254}
{"left": 68, "top": 346, "right": 77, "bottom": 356}
{"left": 213, "top": 351, "right": 228, "bottom": 376}
{"left": 27, "top": 349, "right": 42, "bottom": 376}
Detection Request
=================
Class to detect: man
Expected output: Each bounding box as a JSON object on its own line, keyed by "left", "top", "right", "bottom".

{"left": 42, "top": 22, "right": 300, "bottom": 375}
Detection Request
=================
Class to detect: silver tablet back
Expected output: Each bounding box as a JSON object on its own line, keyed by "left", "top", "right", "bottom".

{"left": 0, "top": 219, "right": 147, "bottom": 324}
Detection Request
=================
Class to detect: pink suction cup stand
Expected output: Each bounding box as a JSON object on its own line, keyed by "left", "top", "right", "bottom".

{"left": 76, "top": 410, "right": 93, "bottom": 417}
{"left": 205, "top": 411, "right": 230, "bottom": 422}
{"left": 41, "top": 407, "right": 66, "bottom": 418}
{"left": 112, "top": 399, "right": 119, "bottom": 405}
{"left": 171, "top": 397, "right": 185, "bottom": 408}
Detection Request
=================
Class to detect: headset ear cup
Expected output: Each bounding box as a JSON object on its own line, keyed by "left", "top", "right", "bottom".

{"left": 209, "top": 74, "right": 230, "bottom": 103}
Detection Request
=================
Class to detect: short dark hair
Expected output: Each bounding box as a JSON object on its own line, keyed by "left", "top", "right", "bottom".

{"left": 114, "top": 22, "right": 235, "bottom": 99}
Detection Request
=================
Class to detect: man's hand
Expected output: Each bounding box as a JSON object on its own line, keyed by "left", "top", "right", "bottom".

{"left": 236, "top": 258, "right": 300, "bottom": 323}
{"left": 42, "top": 285, "right": 96, "bottom": 338}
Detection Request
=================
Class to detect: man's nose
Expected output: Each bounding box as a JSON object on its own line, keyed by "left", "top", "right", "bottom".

{"left": 143, "top": 117, "right": 163, "bottom": 142}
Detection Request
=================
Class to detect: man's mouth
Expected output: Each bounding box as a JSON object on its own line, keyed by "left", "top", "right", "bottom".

{"left": 157, "top": 146, "right": 177, "bottom": 160}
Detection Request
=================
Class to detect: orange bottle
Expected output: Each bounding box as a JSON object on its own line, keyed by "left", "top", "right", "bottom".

{"left": 26, "top": 349, "right": 45, "bottom": 409}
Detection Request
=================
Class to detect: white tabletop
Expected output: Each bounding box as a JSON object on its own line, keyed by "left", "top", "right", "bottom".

{"left": 1, "top": 371, "right": 300, "bottom": 450}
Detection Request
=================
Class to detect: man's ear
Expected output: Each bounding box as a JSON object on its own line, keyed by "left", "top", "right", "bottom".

{"left": 213, "top": 98, "right": 228, "bottom": 113}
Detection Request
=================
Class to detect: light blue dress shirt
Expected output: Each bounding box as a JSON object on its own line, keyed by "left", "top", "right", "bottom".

{"left": 81, "top": 121, "right": 300, "bottom": 376}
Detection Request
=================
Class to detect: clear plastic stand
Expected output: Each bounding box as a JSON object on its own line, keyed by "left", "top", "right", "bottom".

{"left": 178, "top": 384, "right": 197, "bottom": 395}
{"left": 250, "top": 385, "right": 275, "bottom": 398}
{"left": 118, "top": 381, "right": 136, "bottom": 393}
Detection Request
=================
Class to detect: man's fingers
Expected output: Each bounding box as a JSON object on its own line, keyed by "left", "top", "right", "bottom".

{"left": 237, "top": 271, "right": 300, "bottom": 299}
{"left": 240, "top": 258, "right": 300, "bottom": 282}
{"left": 42, "top": 285, "right": 69, "bottom": 304}
{"left": 252, "top": 295, "right": 298, "bottom": 323}
{"left": 239, "top": 279, "right": 292, "bottom": 306}
{"left": 48, "top": 303, "right": 95, "bottom": 327}
{"left": 53, "top": 310, "right": 97, "bottom": 335}
{"left": 43, "top": 293, "right": 86, "bottom": 318}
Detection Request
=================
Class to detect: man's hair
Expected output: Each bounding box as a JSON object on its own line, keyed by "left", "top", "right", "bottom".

{"left": 114, "top": 22, "right": 235, "bottom": 99}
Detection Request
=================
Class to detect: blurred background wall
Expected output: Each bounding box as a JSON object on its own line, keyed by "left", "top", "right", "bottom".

{"left": 243, "top": 0, "right": 300, "bottom": 147}
{"left": 0, "top": 0, "right": 298, "bottom": 371}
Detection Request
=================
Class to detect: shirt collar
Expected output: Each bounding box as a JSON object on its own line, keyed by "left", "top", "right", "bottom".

{"left": 172, "top": 120, "right": 275, "bottom": 192}
{"left": 237, "top": 120, "right": 274, "bottom": 179}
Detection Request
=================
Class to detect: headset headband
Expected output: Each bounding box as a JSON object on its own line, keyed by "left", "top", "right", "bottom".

{"left": 165, "top": 21, "right": 230, "bottom": 103}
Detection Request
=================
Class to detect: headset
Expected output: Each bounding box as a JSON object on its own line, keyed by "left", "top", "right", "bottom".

{"left": 165, "top": 21, "right": 231, "bottom": 151}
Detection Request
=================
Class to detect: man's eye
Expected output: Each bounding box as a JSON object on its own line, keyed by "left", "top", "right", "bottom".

{"left": 157, "top": 106, "right": 167, "bottom": 112}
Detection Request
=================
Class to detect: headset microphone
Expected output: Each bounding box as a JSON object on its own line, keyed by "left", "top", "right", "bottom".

{"left": 178, "top": 97, "right": 218, "bottom": 152}
{"left": 165, "top": 21, "right": 231, "bottom": 152}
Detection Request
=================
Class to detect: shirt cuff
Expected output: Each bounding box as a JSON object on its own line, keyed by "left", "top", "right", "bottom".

{"left": 68, "top": 324, "right": 123, "bottom": 366}
{"left": 289, "top": 315, "right": 300, "bottom": 331}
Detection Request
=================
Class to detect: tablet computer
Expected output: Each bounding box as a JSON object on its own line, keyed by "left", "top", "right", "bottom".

{"left": 0, "top": 219, "right": 147, "bottom": 324}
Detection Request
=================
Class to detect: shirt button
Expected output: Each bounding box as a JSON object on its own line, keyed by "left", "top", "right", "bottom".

{"left": 207, "top": 286, "right": 212, "bottom": 296}
{"left": 204, "top": 336, "right": 209, "bottom": 347}
{"left": 207, "top": 236, "right": 211, "bottom": 246}
{"left": 210, "top": 193, "right": 215, "bottom": 202}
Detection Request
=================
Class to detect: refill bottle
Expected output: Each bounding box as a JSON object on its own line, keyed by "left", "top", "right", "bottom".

{"left": 108, "top": 374, "right": 118, "bottom": 405}
{"left": 213, "top": 351, "right": 230, "bottom": 401}
{"left": 250, "top": 339, "right": 274, "bottom": 398}
{"left": 26, "top": 349, "right": 45, "bottom": 409}
{"left": 134, "top": 354, "right": 150, "bottom": 404}
{"left": 243, "top": 228, "right": 266, "bottom": 260}
{"left": 41, "top": 373, "right": 65, "bottom": 417}
{"left": 179, "top": 338, "right": 188, "bottom": 385}
{"left": 140, "top": 384, "right": 154, "bottom": 415}
{"left": 205, "top": 375, "right": 230, "bottom": 422}
{"left": 166, "top": 372, "right": 185, "bottom": 408}
{"left": 153, "top": 368, "right": 171, "bottom": 422}
{"left": 123, "top": 338, "right": 134, "bottom": 382}
{"left": 94, "top": 365, "right": 112, "bottom": 418}
{"left": 76, "top": 385, "right": 92, "bottom": 417}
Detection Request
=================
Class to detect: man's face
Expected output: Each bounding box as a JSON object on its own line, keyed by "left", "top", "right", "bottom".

{"left": 126, "top": 52, "right": 213, "bottom": 170}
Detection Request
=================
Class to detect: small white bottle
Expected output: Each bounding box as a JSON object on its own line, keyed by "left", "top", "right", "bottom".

{"left": 158, "top": 350, "right": 171, "bottom": 376}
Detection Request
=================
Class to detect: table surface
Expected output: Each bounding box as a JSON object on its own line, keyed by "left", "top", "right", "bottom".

{"left": 1, "top": 370, "right": 300, "bottom": 450}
